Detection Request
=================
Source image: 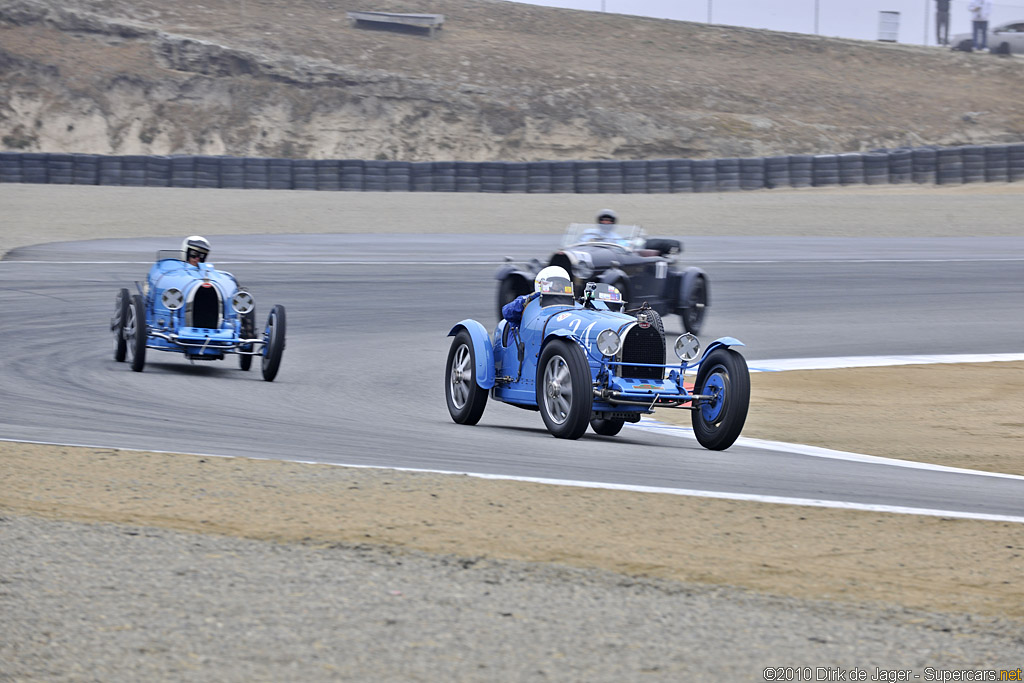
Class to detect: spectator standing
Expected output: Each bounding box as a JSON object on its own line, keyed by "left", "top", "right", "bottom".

{"left": 936, "top": 0, "right": 950, "bottom": 45}
{"left": 968, "top": 0, "right": 992, "bottom": 51}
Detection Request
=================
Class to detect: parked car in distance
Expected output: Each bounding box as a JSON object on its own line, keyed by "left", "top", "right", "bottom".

{"left": 952, "top": 21, "right": 1024, "bottom": 53}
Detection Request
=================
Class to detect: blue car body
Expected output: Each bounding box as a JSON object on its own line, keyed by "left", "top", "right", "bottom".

{"left": 112, "top": 250, "right": 286, "bottom": 380}
{"left": 446, "top": 287, "right": 750, "bottom": 449}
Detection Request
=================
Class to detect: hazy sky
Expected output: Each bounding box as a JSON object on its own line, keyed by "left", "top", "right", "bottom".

{"left": 512, "top": 0, "right": 1024, "bottom": 45}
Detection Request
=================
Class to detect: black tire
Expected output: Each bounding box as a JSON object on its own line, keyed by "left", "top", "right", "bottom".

{"left": 496, "top": 276, "right": 530, "bottom": 321}
{"left": 445, "top": 330, "right": 489, "bottom": 425}
{"left": 537, "top": 339, "right": 592, "bottom": 439}
{"left": 590, "top": 417, "right": 625, "bottom": 436}
{"left": 112, "top": 288, "right": 129, "bottom": 362}
{"left": 691, "top": 348, "right": 750, "bottom": 451}
{"left": 680, "top": 276, "right": 708, "bottom": 335}
{"left": 126, "top": 294, "right": 147, "bottom": 372}
{"left": 239, "top": 309, "right": 255, "bottom": 371}
{"left": 633, "top": 307, "right": 664, "bottom": 335}
{"left": 261, "top": 305, "right": 286, "bottom": 382}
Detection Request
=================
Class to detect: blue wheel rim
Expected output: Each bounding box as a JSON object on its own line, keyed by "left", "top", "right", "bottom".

{"left": 700, "top": 371, "right": 727, "bottom": 422}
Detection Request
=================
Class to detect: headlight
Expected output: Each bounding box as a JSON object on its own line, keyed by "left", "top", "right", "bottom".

{"left": 161, "top": 287, "right": 184, "bottom": 310}
{"left": 231, "top": 290, "right": 255, "bottom": 314}
{"left": 596, "top": 329, "right": 621, "bottom": 356}
{"left": 674, "top": 333, "right": 700, "bottom": 362}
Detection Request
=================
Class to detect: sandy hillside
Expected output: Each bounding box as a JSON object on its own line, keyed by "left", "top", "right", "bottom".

{"left": 1, "top": 0, "right": 1023, "bottom": 160}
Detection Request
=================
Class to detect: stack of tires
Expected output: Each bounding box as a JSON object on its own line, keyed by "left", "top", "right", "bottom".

{"left": 960, "top": 145, "right": 985, "bottom": 183}
{"left": 243, "top": 157, "right": 270, "bottom": 190}
{"left": 764, "top": 156, "right": 790, "bottom": 189}
{"left": 692, "top": 159, "right": 716, "bottom": 192}
{"left": 912, "top": 148, "right": 937, "bottom": 184}
{"left": 549, "top": 161, "right": 575, "bottom": 193}
{"left": 574, "top": 161, "right": 599, "bottom": 193}
{"left": 72, "top": 153, "right": 99, "bottom": 185}
{"left": 432, "top": 161, "right": 456, "bottom": 192}
{"left": 984, "top": 145, "right": 1008, "bottom": 183}
{"left": 386, "top": 161, "right": 411, "bottom": 191}
{"left": 0, "top": 152, "right": 23, "bottom": 183}
{"left": 1009, "top": 144, "right": 1024, "bottom": 183}
{"left": 789, "top": 155, "right": 813, "bottom": 188}
{"left": 362, "top": 160, "right": 388, "bottom": 191}
{"left": 527, "top": 161, "right": 551, "bottom": 193}
{"left": 504, "top": 162, "right": 528, "bottom": 193}
{"left": 645, "top": 160, "right": 670, "bottom": 193}
{"left": 838, "top": 153, "right": 864, "bottom": 186}
{"left": 669, "top": 159, "right": 693, "bottom": 193}
{"left": 170, "top": 155, "right": 196, "bottom": 188}
{"left": 936, "top": 147, "right": 963, "bottom": 185}
{"left": 480, "top": 161, "right": 504, "bottom": 193}
{"left": 888, "top": 149, "right": 913, "bottom": 184}
{"left": 196, "top": 156, "right": 221, "bottom": 188}
{"left": 714, "top": 158, "right": 740, "bottom": 191}
{"left": 739, "top": 157, "right": 764, "bottom": 190}
{"left": 622, "top": 160, "right": 647, "bottom": 193}
{"left": 218, "top": 157, "right": 244, "bottom": 189}
{"left": 812, "top": 154, "right": 840, "bottom": 186}
{"left": 455, "top": 162, "right": 480, "bottom": 192}
{"left": 315, "top": 159, "right": 341, "bottom": 191}
{"left": 597, "top": 160, "right": 623, "bottom": 193}
{"left": 268, "top": 158, "right": 293, "bottom": 189}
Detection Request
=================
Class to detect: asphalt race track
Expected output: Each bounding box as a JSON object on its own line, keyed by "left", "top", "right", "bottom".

{"left": 2, "top": 231, "right": 1023, "bottom": 519}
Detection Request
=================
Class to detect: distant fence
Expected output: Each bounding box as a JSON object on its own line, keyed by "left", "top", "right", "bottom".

{"left": 2, "top": 145, "right": 1023, "bottom": 192}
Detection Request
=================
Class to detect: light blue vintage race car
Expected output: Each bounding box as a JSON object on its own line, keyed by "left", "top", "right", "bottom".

{"left": 445, "top": 278, "right": 749, "bottom": 450}
{"left": 111, "top": 242, "right": 286, "bottom": 381}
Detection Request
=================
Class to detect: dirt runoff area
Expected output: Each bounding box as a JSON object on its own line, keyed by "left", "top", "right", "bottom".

{"left": 2, "top": 362, "right": 1022, "bottom": 622}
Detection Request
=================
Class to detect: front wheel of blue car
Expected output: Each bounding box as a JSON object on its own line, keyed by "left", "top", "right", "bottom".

{"left": 126, "top": 294, "right": 147, "bottom": 373}
{"left": 261, "top": 305, "right": 286, "bottom": 382}
{"left": 691, "top": 348, "right": 750, "bottom": 451}
{"left": 445, "top": 330, "right": 488, "bottom": 425}
{"left": 537, "top": 340, "right": 592, "bottom": 439}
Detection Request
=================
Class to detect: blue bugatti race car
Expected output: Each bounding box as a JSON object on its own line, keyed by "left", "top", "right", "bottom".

{"left": 110, "top": 236, "right": 286, "bottom": 381}
{"left": 446, "top": 269, "right": 749, "bottom": 450}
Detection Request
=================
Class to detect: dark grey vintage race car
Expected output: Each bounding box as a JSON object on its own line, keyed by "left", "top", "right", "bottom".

{"left": 495, "top": 223, "right": 710, "bottom": 334}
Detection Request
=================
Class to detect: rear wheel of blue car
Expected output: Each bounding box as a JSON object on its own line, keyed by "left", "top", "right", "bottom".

{"left": 261, "top": 305, "right": 286, "bottom": 382}
{"left": 537, "top": 340, "right": 592, "bottom": 439}
{"left": 590, "top": 417, "right": 624, "bottom": 436}
{"left": 445, "top": 330, "right": 488, "bottom": 425}
{"left": 126, "top": 294, "right": 147, "bottom": 373}
{"left": 239, "top": 309, "right": 255, "bottom": 371}
{"left": 112, "top": 288, "right": 129, "bottom": 362}
{"left": 692, "top": 348, "right": 749, "bottom": 450}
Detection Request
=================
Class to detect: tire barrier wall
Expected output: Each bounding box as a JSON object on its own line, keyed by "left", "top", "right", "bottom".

{"left": 2, "top": 145, "right": 1023, "bottom": 192}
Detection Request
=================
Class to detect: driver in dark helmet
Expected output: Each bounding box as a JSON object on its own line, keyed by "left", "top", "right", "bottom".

{"left": 582, "top": 209, "right": 627, "bottom": 245}
{"left": 181, "top": 235, "right": 211, "bottom": 266}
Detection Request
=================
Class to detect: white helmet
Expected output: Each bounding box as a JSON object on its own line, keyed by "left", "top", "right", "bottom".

{"left": 596, "top": 209, "right": 617, "bottom": 224}
{"left": 534, "top": 265, "right": 572, "bottom": 294}
{"left": 181, "top": 235, "right": 211, "bottom": 262}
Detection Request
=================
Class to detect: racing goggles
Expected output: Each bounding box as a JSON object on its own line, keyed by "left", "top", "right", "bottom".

{"left": 187, "top": 249, "right": 207, "bottom": 262}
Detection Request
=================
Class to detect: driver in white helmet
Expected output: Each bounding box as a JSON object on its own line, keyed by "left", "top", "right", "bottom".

{"left": 501, "top": 265, "right": 573, "bottom": 325}
{"left": 181, "top": 235, "right": 211, "bottom": 267}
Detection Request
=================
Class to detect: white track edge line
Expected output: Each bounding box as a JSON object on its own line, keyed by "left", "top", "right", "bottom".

{"left": 3, "top": 437, "right": 1023, "bottom": 524}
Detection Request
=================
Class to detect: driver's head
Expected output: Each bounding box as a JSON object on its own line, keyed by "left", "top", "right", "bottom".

{"left": 181, "top": 235, "right": 211, "bottom": 265}
{"left": 534, "top": 266, "right": 574, "bottom": 306}
{"left": 596, "top": 209, "right": 617, "bottom": 227}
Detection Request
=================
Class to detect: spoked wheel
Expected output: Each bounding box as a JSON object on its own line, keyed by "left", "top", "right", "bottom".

{"left": 691, "top": 348, "right": 749, "bottom": 450}
{"left": 261, "top": 305, "right": 286, "bottom": 382}
{"left": 112, "top": 288, "right": 130, "bottom": 362}
{"left": 445, "top": 330, "right": 488, "bottom": 425}
{"left": 239, "top": 309, "right": 255, "bottom": 371}
{"left": 125, "top": 294, "right": 147, "bottom": 372}
{"left": 590, "top": 417, "right": 625, "bottom": 436}
{"left": 681, "top": 276, "right": 707, "bottom": 335}
{"left": 537, "top": 339, "right": 592, "bottom": 439}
